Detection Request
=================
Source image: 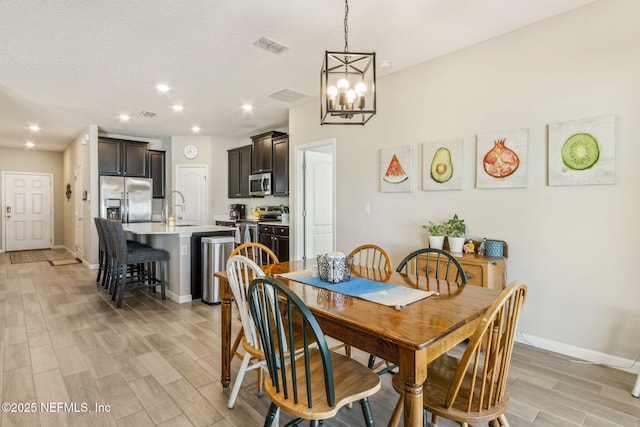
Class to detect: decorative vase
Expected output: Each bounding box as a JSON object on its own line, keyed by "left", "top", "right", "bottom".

{"left": 448, "top": 236, "right": 465, "bottom": 253}
{"left": 428, "top": 235, "right": 445, "bottom": 250}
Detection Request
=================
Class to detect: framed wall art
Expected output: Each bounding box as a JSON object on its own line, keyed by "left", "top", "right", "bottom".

{"left": 422, "top": 138, "right": 463, "bottom": 191}
{"left": 380, "top": 146, "right": 412, "bottom": 192}
{"left": 476, "top": 128, "right": 528, "bottom": 189}
{"left": 548, "top": 114, "right": 615, "bottom": 186}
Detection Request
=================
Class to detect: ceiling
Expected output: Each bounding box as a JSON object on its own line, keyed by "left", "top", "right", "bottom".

{"left": 0, "top": 0, "right": 596, "bottom": 152}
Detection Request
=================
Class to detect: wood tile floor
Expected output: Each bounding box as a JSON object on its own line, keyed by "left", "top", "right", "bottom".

{"left": 1, "top": 253, "right": 639, "bottom": 426}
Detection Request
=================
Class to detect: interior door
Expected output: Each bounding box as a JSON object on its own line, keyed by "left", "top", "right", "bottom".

{"left": 175, "top": 165, "right": 208, "bottom": 224}
{"left": 303, "top": 147, "right": 334, "bottom": 258}
{"left": 4, "top": 172, "right": 53, "bottom": 251}
{"left": 74, "top": 165, "right": 83, "bottom": 259}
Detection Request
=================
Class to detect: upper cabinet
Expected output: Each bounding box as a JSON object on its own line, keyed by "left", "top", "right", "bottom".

{"left": 228, "top": 145, "right": 252, "bottom": 198}
{"left": 251, "top": 131, "right": 286, "bottom": 174}
{"left": 98, "top": 137, "right": 148, "bottom": 177}
{"left": 148, "top": 150, "right": 166, "bottom": 198}
{"left": 272, "top": 134, "right": 289, "bottom": 197}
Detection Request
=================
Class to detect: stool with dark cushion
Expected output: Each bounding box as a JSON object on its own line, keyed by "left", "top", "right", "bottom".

{"left": 105, "top": 219, "right": 168, "bottom": 308}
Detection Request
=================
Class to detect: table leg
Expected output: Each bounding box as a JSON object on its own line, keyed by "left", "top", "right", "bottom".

{"left": 395, "top": 348, "right": 427, "bottom": 427}
{"left": 220, "top": 278, "right": 232, "bottom": 389}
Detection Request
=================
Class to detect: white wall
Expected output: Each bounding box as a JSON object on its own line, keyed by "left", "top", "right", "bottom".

{"left": 289, "top": 0, "right": 640, "bottom": 368}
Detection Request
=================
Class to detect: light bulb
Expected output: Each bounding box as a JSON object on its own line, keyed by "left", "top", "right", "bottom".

{"left": 327, "top": 86, "right": 338, "bottom": 99}
{"left": 346, "top": 89, "right": 356, "bottom": 105}
{"left": 355, "top": 82, "right": 367, "bottom": 96}
{"left": 337, "top": 79, "right": 349, "bottom": 93}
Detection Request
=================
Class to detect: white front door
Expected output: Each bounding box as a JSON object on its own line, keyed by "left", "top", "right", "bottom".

{"left": 175, "top": 165, "right": 208, "bottom": 224}
{"left": 4, "top": 172, "right": 53, "bottom": 251}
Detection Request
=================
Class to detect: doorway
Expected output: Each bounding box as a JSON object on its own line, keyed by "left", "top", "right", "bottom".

{"left": 294, "top": 139, "right": 336, "bottom": 260}
{"left": 175, "top": 164, "right": 208, "bottom": 224}
{"left": 74, "top": 165, "right": 83, "bottom": 259}
{"left": 3, "top": 172, "right": 53, "bottom": 251}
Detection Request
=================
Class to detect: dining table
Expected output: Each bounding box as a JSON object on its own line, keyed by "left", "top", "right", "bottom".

{"left": 215, "top": 259, "right": 502, "bottom": 427}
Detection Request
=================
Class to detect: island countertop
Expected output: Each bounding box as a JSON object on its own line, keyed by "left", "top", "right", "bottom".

{"left": 124, "top": 222, "right": 237, "bottom": 237}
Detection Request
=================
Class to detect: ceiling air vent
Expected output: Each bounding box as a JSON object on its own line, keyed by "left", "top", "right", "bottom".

{"left": 139, "top": 111, "right": 156, "bottom": 118}
{"left": 268, "top": 89, "right": 310, "bottom": 103}
{"left": 253, "top": 37, "right": 288, "bottom": 54}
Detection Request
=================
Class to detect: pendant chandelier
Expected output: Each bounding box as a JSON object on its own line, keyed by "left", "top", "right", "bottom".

{"left": 320, "top": 0, "right": 376, "bottom": 125}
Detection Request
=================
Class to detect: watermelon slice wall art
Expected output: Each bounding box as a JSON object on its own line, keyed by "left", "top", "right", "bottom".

{"left": 380, "top": 146, "right": 413, "bottom": 192}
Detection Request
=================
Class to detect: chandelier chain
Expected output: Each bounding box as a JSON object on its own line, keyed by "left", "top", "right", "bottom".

{"left": 344, "top": 0, "right": 349, "bottom": 52}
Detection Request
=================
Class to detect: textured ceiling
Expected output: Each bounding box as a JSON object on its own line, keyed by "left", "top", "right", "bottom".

{"left": 0, "top": 0, "right": 596, "bottom": 151}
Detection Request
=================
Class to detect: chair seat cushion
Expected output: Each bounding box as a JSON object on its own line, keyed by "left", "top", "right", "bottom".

{"left": 264, "top": 349, "right": 380, "bottom": 420}
{"left": 126, "top": 246, "right": 168, "bottom": 263}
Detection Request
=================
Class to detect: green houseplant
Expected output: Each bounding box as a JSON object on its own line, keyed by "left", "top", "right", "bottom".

{"left": 445, "top": 214, "right": 466, "bottom": 253}
{"left": 422, "top": 221, "right": 446, "bottom": 250}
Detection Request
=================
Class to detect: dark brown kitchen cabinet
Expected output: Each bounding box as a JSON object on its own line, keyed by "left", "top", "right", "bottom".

{"left": 148, "top": 150, "right": 166, "bottom": 198}
{"left": 258, "top": 224, "right": 289, "bottom": 262}
{"left": 251, "top": 131, "right": 286, "bottom": 173}
{"left": 272, "top": 134, "right": 289, "bottom": 196}
{"left": 228, "top": 145, "right": 252, "bottom": 198}
{"left": 98, "top": 137, "right": 148, "bottom": 177}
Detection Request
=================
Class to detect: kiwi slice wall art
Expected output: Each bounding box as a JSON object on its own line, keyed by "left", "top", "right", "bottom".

{"left": 548, "top": 114, "right": 615, "bottom": 186}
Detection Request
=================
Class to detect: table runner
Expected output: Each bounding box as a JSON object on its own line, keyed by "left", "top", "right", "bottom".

{"left": 276, "top": 269, "right": 434, "bottom": 308}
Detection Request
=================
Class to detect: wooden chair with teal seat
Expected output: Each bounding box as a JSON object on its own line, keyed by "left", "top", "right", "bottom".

{"left": 248, "top": 276, "right": 381, "bottom": 426}
{"left": 388, "top": 281, "right": 528, "bottom": 427}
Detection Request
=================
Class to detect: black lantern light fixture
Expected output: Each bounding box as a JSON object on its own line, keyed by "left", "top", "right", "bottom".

{"left": 320, "top": 0, "right": 376, "bottom": 125}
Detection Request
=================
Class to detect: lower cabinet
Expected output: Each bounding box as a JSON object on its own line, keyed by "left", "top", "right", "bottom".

{"left": 417, "top": 253, "right": 506, "bottom": 289}
{"left": 258, "top": 224, "right": 289, "bottom": 262}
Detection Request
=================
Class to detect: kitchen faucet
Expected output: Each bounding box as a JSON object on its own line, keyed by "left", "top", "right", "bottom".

{"left": 164, "top": 190, "right": 186, "bottom": 222}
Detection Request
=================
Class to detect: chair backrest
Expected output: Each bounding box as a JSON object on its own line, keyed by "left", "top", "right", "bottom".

{"left": 248, "top": 276, "right": 335, "bottom": 408}
{"left": 348, "top": 244, "right": 392, "bottom": 272}
{"left": 105, "top": 219, "right": 129, "bottom": 263}
{"left": 445, "top": 281, "right": 527, "bottom": 413}
{"left": 226, "top": 255, "right": 267, "bottom": 352}
{"left": 231, "top": 242, "right": 279, "bottom": 266}
{"left": 95, "top": 217, "right": 107, "bottom": 251}
{"left": 396, "top": 248, "right": 468, "bottom": 284}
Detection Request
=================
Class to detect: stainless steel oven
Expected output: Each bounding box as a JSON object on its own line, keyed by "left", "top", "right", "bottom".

{"left": 249, "top": 172, "right": 271, "bottom": 196}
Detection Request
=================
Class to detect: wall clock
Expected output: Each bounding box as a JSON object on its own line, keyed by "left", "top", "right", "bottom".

{"left": 184, "top": 144, "right": 199, "bottom": 159}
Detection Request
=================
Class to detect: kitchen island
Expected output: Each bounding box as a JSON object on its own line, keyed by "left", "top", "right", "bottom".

{"left": 124, "top": 223, "right": 236, "bottom": 303}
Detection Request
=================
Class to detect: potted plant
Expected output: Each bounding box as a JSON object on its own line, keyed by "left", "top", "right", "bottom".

{"left": 445, "top": 214, "right": 466, "bottom": 253}
{"left": 422, "top": 221, "right": 446, "bottom": 250}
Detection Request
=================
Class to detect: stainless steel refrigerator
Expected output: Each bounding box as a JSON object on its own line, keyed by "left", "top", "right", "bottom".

{"left": 100, "top": 176, "right": 153, "bottom": 222}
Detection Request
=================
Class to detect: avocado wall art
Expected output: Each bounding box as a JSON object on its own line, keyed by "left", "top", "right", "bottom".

{"left": 422, "top": 138, "right": 463, "bottom": 191}
{"left": 548, "top": 114, "right": 615, "bottom": 186}
{"left": 476, "top": 128, "right": 529, "bottom": 189}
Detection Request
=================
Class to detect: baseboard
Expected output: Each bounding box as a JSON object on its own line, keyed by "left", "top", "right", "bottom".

{"left": 167, "top": 291, "right": 192, "bottom": 304}
{"left": 516, "top": 331, "right": 640, "bottom": 374}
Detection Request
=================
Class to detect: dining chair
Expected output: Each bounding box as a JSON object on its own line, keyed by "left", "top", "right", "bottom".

{"left": 348, "top": 244, "right": 392, "bottom": 272}
{"left": 229, "top": 242, "right": 280, "bottom": 363}
{"left": 248, "top": 275, "right": 381, "bottom": 426}
{"left": 106, "top": 219, "right": 168, "bottom": 308}
{"left": 396, "top": 248, "right": 468, "bottom": 284}
{"left": 348, "top": 244, "right": 395, "bottom": 373}
{"left": 388, "top": 281, "right": 528, "bottom": 427}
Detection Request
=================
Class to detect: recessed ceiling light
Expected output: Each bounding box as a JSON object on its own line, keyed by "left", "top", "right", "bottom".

{"left": 191, "top": 126, "right": 201, "bottom": 133}
{"left": 172, "top": 104, "right": 184, "bottom": 112}
{"left": 242, "top": 104, "right": 254, "bottom": 112}
{"left": 119, "top": 114, "right": 131, "bottom": 121}
{"left": 25, "top": 141, "right": 35, "bottom": 148}
{"left": 29, "top": 125, "right": 40, "bottom": 132}
{"left": 156, "top": 83, "right": 170, "bottom": 92}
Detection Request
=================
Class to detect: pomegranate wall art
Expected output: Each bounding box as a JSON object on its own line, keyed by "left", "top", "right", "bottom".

{"left": 476, "top": 128, "right": 528, "bottom": 188}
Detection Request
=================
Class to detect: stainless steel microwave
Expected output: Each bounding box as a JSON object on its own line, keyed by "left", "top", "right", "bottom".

{"left": 249, "top": 172, "right": 271, "bottom": 196}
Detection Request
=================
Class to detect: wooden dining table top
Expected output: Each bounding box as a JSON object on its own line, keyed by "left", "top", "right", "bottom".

{"left": 215, "top": 259, "right": 502, "bottom": 427}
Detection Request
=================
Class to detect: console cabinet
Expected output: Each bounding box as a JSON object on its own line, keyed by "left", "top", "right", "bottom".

{"left": 416, "top": 253, "right": 506, "bottom": 289}
{"left": 98, "top": 137, "right": 148, "bottom": 177}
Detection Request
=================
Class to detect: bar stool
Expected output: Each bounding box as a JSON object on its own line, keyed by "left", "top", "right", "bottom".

{"left": 105, "top": 220, "right": 168, "bottom": 308}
